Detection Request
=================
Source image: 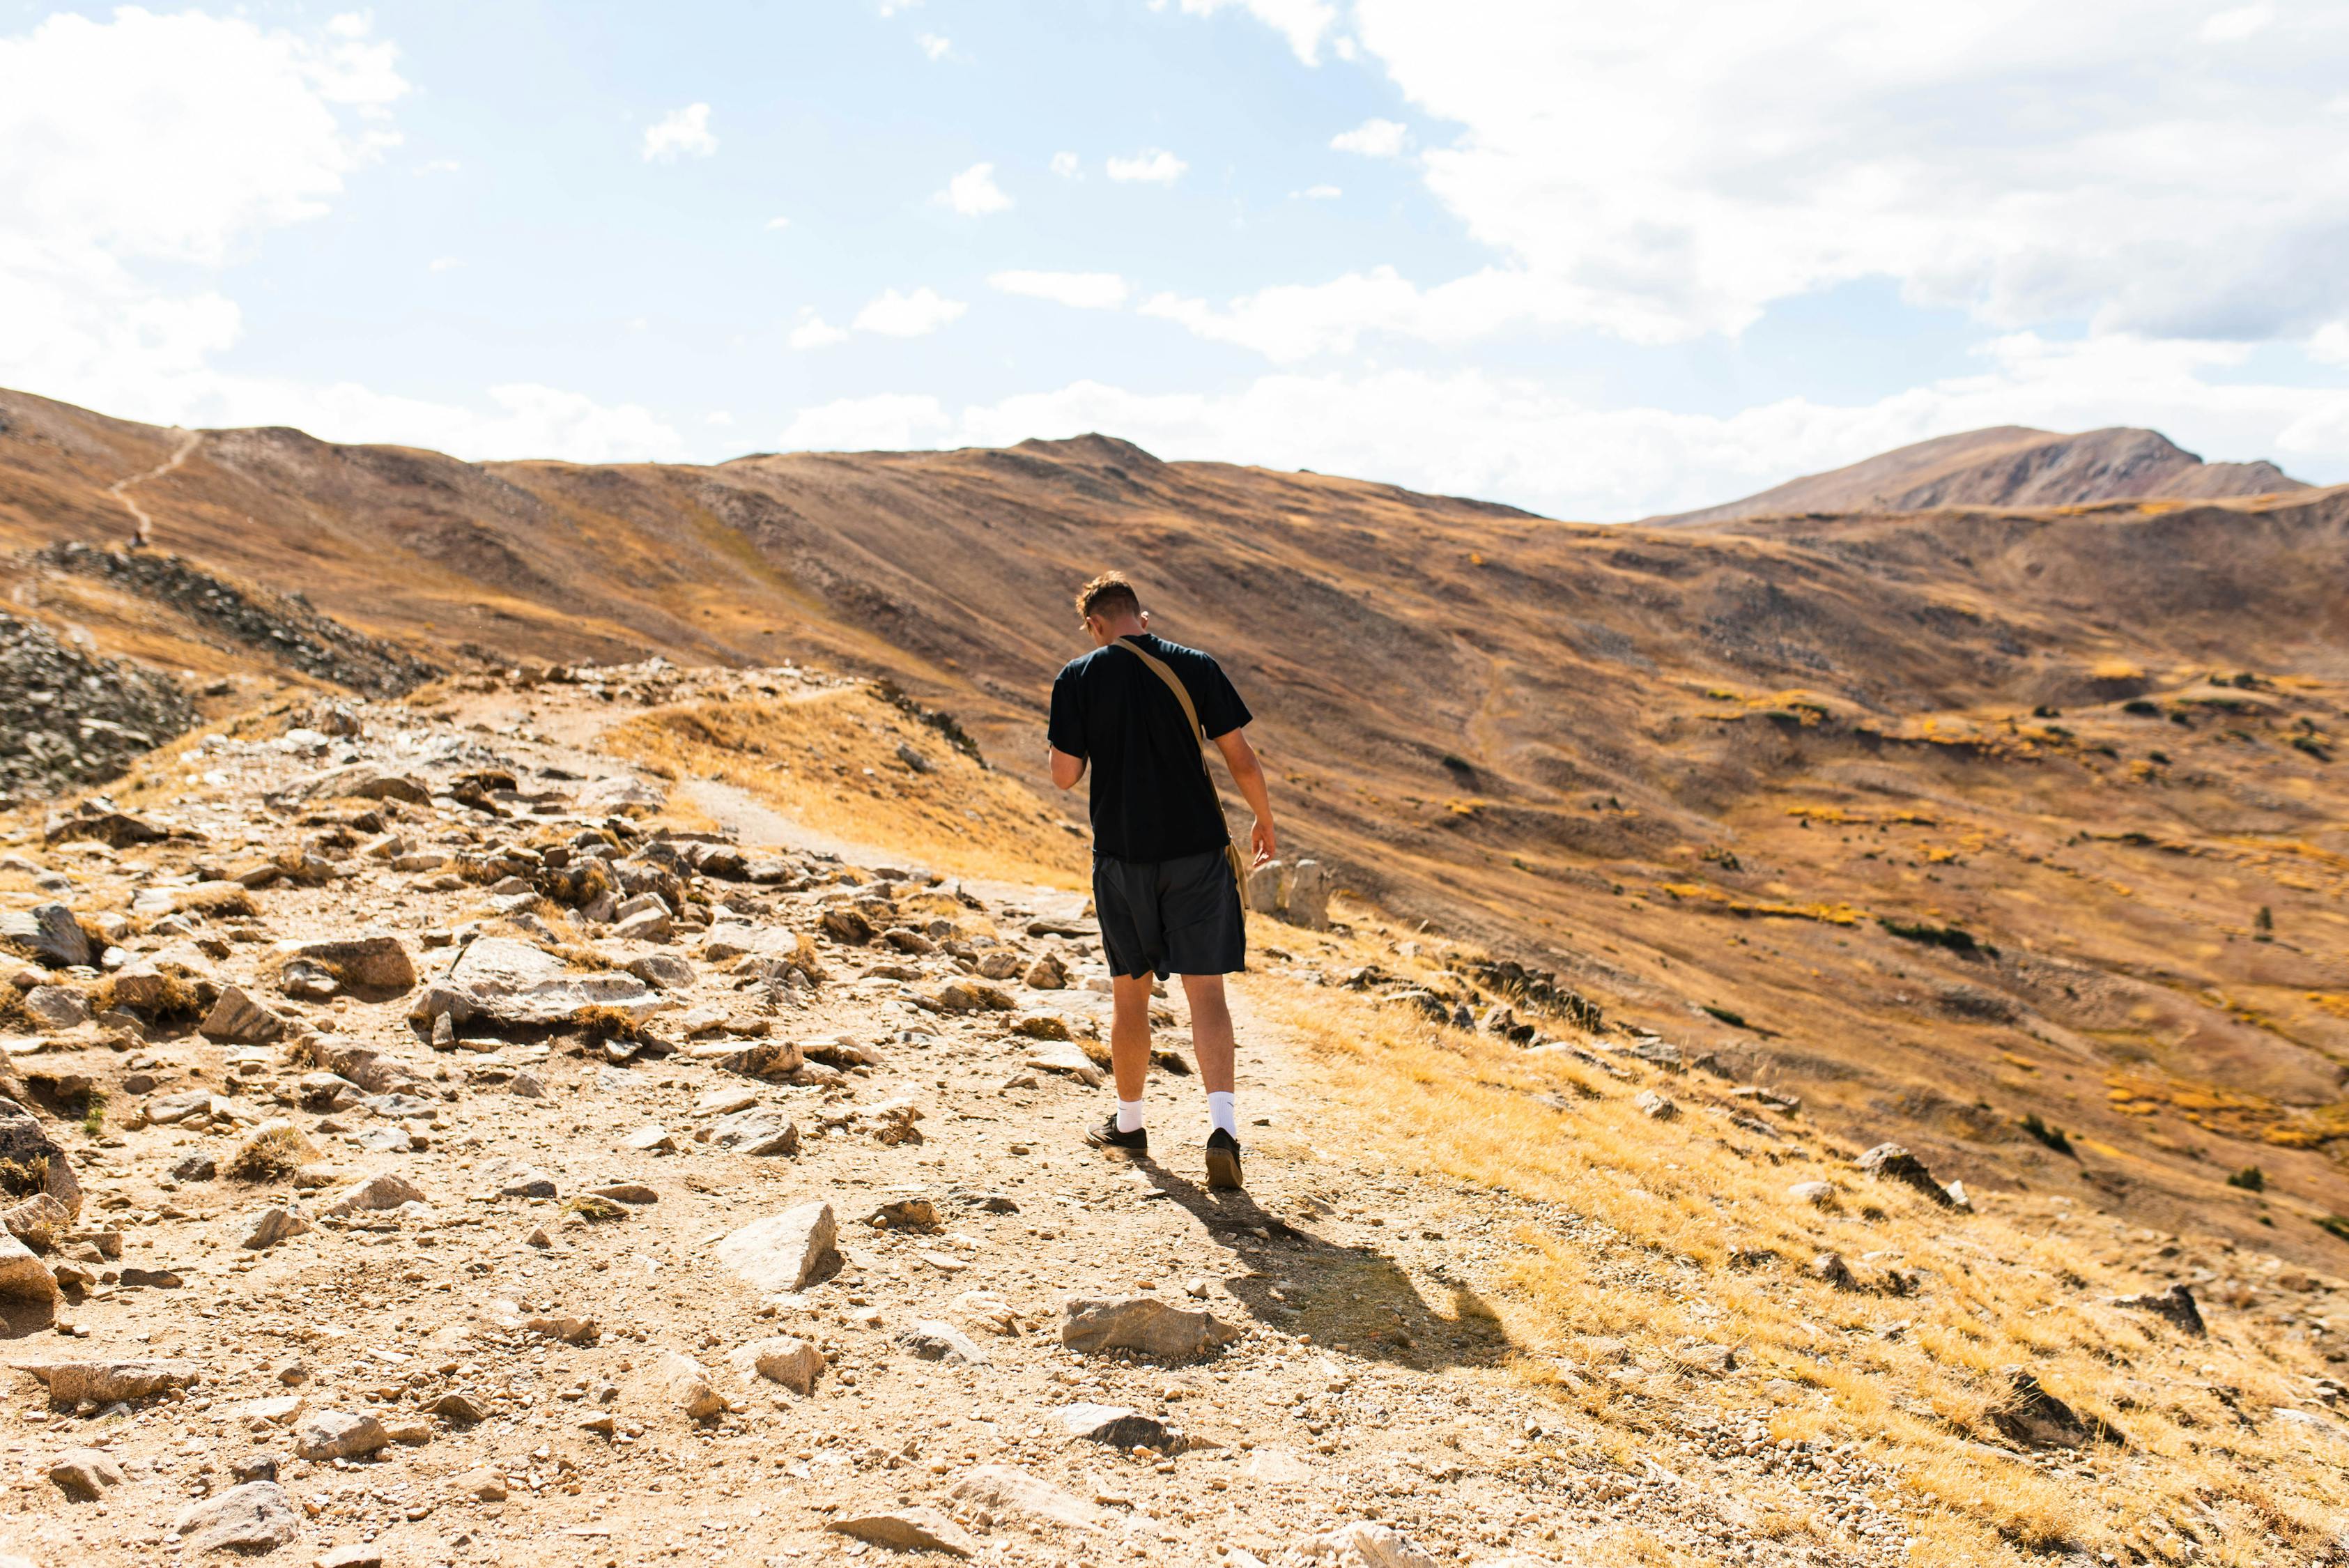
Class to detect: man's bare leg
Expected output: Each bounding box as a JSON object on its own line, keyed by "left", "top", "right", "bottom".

{"left": 1109, "top": 972, "right": 1155, "bottom": 1118}
{"left": 1183, "top": 973, "right": 1245, "bottom": 1188}
{"left": 1181, "top": 973, "right": 1236, "bottom": 1095}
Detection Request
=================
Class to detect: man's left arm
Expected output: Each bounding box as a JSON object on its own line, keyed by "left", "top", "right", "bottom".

{"left": 1048, "top": 744, "right": 1086, "bottom": 790}
{"left": 1210, "top": 728, "right": 1277, "bottom": 866}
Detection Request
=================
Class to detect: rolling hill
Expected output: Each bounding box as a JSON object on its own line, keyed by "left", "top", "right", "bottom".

{"left": 1650, "top": 425, "right": 2306, "bottom": 527}
{"left": 4, "top": 384, "right": 2348, "bottom": 1262}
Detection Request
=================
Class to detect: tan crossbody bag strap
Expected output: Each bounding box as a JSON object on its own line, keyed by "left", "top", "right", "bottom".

{"left": 1114, "top": 638, "right": 1253, "bottom": 908}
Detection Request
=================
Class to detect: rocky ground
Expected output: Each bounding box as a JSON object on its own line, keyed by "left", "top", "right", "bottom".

{"left": 0, "top": 666, "right": 2339, "bottom": 1568}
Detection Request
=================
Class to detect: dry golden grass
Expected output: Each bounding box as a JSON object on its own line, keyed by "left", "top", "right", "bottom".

{"left": 226, "top": 1123, "right": 320, "bottom": 1183}
{"left": 1241, "top": 920, "right": 2344, "bottom": 1565}
{"left": 603, "top": 686, "right": 1090, "bottom": 889}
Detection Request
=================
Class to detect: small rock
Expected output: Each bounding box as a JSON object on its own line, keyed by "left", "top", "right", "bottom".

{"left": 294, "top": 1408, "right": 390, "bottom": 1460}
{"left": 1991, "top": 1365, "right": 2119, "bottom": 1449}
{"left": 274, "top": 934, "right": 417, "bottom": 996}
{"left": 0, "top": 1232, "right": 58, "bottom": 1308}
{"left": 589, "top": 1183, "right": 657, "bottom": 1205}
{"left": 240, "top": 1206, "right": 311, "bottom": 1250}
{"left": 1672, "top": 1342, "right": 1736, "bottom": 1376}
{"left": 323, "top": 1173, "right": 426, "bottom": 1217}
{"left": 199, "top": 986, "right": 284, "bottom": 1045}
{"left": 0, "top": 904, "right": 91, "bottom": 969}
{"left": 1024, "top": 952, "right": 1068, "bottom": 990}
{"left": 624, "top": 1123, "right": 675, "bottom": 1153}
{"left": 865, "top": 1197, "right": 939, "bottom": 1231}
{"left": 510, "top": 1070, "right": 546, "bottom": 1098}
{"left": 950, "top": 1464, "right": 1102, "bottom": 1532}
{"left": 1787, "top": 1180, "right": 1837, "bottom": 1208}
{"left": 1810, "top": 1252, "right": 1856, "bottom": 1289}
{"left": 898, "top": 1319, "right": 987, "bottom": 1365}
{"left": 730, "top": 1335, "right": 824, "bottom": 1394}
{"left": 173, "top": 1481, "right": 300, "bottom": 1556}
{"left": 716, "top": 1201, "right": 841, "bottom": 1294}
{"left": 656, "top": 1351, "right": 725, "bottom": 1420}
{"left": 1634, "top": 1089, "right": 1677, "bottom": 1120}
{"left": 46, "top": 1445, "right": 124, "bottom": 1500}
{"left": 452, "top": 1466, "right": 507, "bottom": 1501}
{"left": 1061, "top": 1296, "right": 1240, "bottom": 1360}
{"left": 625, "top": 952, "right": 696, "bottom": 990}
{"left": 2107, "top": 1282, "right": 2206, "bottom": 1337}
{"left": 318, "top": 1545, "right": 387, "bottom": 1568}
{"left": 1056, "top": 1401, "right": 1180, "bottom": 1451}
{"left": 826, "top": 1507, "right": 977, "bottom": 1558}
{"left": 22, "top": 985, "right": 90, "bottom": 1030}
{"left": 1294, "top": 1522, "right": 1439, "bottom": 1568}
{"left": 496, "top": 1167, "right": 558, "bottom": 1200}
{"left": 171, "top": 1154, "right": 219, "bottom": 1183}
{"left": 525, "top": 1314, "right": 599, "bottom": 1345}
{"left": 1856, "top": 1142, "right": 1958, "bottom": 1207}
{"left": 18, "top": 1358, "right": 199, "bottom": 1404}
{"left": 431, "top": 1391, "right": 489, "bottom": 1424}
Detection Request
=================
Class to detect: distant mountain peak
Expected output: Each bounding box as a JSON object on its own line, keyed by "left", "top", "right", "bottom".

{"left": 1651, "top": 424, "right": 2305, "bottom": 527}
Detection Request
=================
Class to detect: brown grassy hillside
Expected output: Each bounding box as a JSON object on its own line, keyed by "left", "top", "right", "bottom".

{"left": 4, "top": 385, "right": 2348, "bottom": 1264}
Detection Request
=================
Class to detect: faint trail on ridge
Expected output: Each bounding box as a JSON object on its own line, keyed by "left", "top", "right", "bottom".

{"left": 104, "top": 426, "right": 202, "bottom": 548}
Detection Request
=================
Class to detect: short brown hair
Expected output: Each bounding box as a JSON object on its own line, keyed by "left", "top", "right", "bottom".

{"left": 1075, "top": 571, "right": 1141, "bottom": 620}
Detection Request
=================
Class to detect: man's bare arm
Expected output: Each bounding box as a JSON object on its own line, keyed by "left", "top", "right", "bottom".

{"left": 1210, "top": 727, "right": 1278, "bottom": 866}
{"left": 1047, "top": 744, "right": 1086, "bottom": 790}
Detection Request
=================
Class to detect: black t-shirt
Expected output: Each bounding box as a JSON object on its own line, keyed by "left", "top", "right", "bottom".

{"left": 1048, "top": 633, "right": 1254, "bottom": 863}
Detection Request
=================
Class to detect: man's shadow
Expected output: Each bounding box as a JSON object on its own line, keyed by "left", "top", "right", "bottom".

{"left": 1139, "top": 1163, "right": 1513, "bottom": 1371}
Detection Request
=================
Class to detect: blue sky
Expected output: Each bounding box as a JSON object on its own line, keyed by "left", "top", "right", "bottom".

{"left": 4, "top": 1, "right": 2347, "bottom": 518}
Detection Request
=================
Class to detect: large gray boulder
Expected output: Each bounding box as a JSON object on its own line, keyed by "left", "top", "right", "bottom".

{"left": 409, "top": 937, "right": 662, "bottom": 1029}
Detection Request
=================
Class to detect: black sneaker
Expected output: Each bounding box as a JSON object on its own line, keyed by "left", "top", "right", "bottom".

{"left": 1205, "top": 1128, "right": 1245, "bottom": 1190}
{"left": 1085, "top": 1115, "right": 1148, "bottom": 1156}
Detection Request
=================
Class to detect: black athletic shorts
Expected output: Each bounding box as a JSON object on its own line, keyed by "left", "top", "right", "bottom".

{"left": 1092, "top": 846, "right": 1245, "bottom": 980}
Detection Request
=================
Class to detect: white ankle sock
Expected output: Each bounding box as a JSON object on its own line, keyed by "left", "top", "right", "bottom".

{"left": 1116, "top": 1100, "right": 1146, "bottom": 1135}
{"left": 1207, "top": 1091, "right": 1238, "bottom": 1138}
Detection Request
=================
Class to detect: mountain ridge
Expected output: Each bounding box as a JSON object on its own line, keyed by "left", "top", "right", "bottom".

{"left": 4, "top": 383, "right": 2348, "bottom": 1269}
{"left": 1651, "top": 424, "right": 2306, "bottom": 528}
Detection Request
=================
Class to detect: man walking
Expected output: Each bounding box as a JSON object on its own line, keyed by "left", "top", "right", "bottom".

{"left": 1046, "top": 571, "right": 1277, "bottom": 1190}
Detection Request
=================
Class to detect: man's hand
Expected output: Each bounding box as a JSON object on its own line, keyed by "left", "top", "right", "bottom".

{"left": 1250, "top": 816, "right": 1277, "bottom": 867}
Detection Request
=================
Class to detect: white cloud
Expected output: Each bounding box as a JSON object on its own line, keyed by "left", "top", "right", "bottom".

{"left": 1318, "top": 0, "right": 2349, "bottom": 347}
{"left": 642, "top": 102, "right": 716, "bottom": 162}
{"left": 1107, "top": 148, "right": 1187, "bottom": 184}
{"left": 779, "top": 392, "right": 952, "bottom": 452}
{"left": 2201, "top": 3, "right": 2274, "bottom": 42}
{"left": 1142, "top": 265, "right": 1612, "bottom": 362}
{"left": 2309, "top": 321, "right": 2349, "bottom": 364}
{"left": 1051, "top": 151, "right": 1083, "bottom": 180}
{"left": 1330, "top": 117, "right": 1408, "bottom": 157}
{"left": 852, "top": 287, "right": 966, "bottom": 337}
{"left": 707, "top": 410, "right": 736, "bottom": 427}
{"left": 939, "top": 162, "right": 1012, "bottom": 217}
{"left": 427, "top": 256, "right": 461, "bottom": 272}
{"left": 916, "top": 32, "right": 950, "bottom": 59}
{"left": 989, "top": 270, "right": 1130, "bottom": 309}
{"left": 1299, "top": 184, "right": 1342, "bottom": 200}
{"left": 776, "top": 332, "right": 2348, "bottom": 517}
{"left": 788, "top": 311, "right": 849, "bottom": 351}
{"left": 764, "top": 215, "right": 792, "bottom": 231}
{"left": 414, "top": 158, "right": 460, "bottom": 175}
{"left": 0, "top": 8, "right": 408, "bottom": 423}
{"left": 1173, "top": 0, "right": 1339, "bottom": 65}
